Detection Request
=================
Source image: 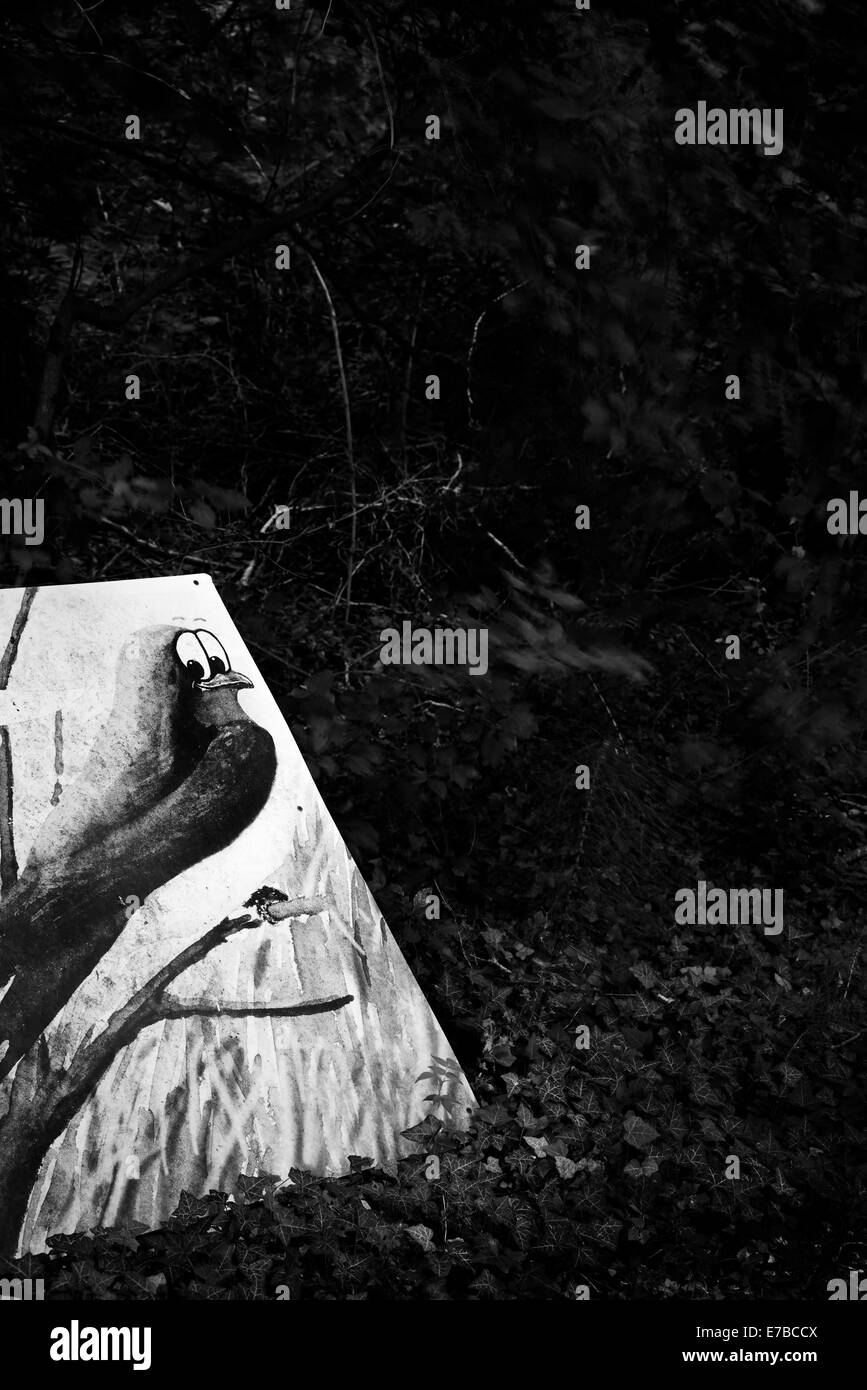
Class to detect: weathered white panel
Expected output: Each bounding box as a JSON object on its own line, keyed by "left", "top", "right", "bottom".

{"left": 0, "top": 575, "right": 474, "bottom": 1255}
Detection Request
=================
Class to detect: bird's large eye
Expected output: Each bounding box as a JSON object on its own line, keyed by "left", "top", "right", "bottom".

{"left": 196, "top": 630, "right": 230, "bottom": 676}
{"left": 175, "top": 631, "right": 210, "bottom": 684}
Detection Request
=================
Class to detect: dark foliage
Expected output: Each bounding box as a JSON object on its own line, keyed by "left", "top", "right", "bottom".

{"left": 1, "top": 0, "right": 866, "bottom": 1297}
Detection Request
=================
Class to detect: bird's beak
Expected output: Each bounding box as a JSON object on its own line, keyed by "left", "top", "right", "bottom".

{"left": 196, "top": 669, "right": 254, "bottom": 692}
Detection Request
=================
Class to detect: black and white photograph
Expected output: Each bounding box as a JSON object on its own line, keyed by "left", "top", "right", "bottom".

{"left": 0, "top": 0, "right": 864, "bottom": 1367}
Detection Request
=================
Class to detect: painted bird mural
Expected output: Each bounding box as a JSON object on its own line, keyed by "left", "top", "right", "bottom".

{"left": 0, "top": 624, "right": 277, "bottom": 1082}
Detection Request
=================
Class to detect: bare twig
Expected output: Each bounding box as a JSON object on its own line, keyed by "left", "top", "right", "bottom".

{"left": 0, "top": 901, "right": 342, "bottom": 1255}
{"left": 675, "top": 625, "right": 728, "bottom": 688}
{"left": 307, "top": 252, "right": 357, "bottom": 622}
{"left": 337, "top": 152, "right": 402, "bottom": 225}
{"left": 72, "top": 1, "right": 102, "bottom": 44}
{"left": 0, "top": 734, "right": 17, "bottom": 893}
{"left": 398, "top": 273, "right": 427, "bottom": 474}
{"left": 842, "top": 947, "right": 861, "bottom": 1000}
{"left": 80, "top": 50, "right": 194, "bottom": 108}
{"left": 260, "top": 895, "right": 328, "bottom": 920}
{"left": 467, "top": 281, "right": 528, "bottom": 429}
{"left": 244, "top": 638, "right": 308, "bottom": 679}
{"left": 96, "top": 516, "right": 211, "bottom": 566}
{"left": 361, "top": 13, "right": 395, "bottom": 149}
{"left": 444, "top": 455, "right": 463, "bottom": 492}
{"left": 0, "top": 109, "right": 303, "bottom": 211}
{"left": 586, "top": 673, "right": 630, "bottom": 757}
{"left": 484, "top": 529, "right": 528, "bottom": 572}
{"left": 267, "top": 892, "right": 369, "bottom": 963}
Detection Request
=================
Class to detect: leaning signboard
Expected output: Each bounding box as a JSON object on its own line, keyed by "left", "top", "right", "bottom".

{"left": 0, "top": 575, "right": 474, "bottom": 1257}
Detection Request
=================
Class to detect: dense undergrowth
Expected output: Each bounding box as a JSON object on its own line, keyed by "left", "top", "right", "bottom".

{"left": 3, "top": 588, "right": 866, "bottom": 1299}
{"left": 1, "top": 0, "right": 866, "bottom": 1297}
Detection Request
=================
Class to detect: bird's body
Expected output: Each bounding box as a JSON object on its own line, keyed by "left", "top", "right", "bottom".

{"left": 0, "top": 624, "right": 276, "bottom": 1081}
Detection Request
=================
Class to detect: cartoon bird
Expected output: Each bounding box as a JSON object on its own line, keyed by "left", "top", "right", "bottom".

{"left": 0, "top": 625, "right": 277, "bottom": 1081}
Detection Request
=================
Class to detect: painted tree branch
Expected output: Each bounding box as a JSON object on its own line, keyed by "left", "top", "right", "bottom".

{"left": 255, "top": 890, "right": 367, "bottom": 963}
{"left": 398, "top": 272, "right": 427, "bottom": 474}
{"left": 258, "top": 895, "right": 328, "bottom": 920}
{"left": 0, "top": 588, "right": 37, "bottom": 890}
{"left": 0, "top": 898, "right": 338, "bottom": 1256}
{"left": 68, "top": 899, "right": 330, "bottom": 1089}
{"left": 0, "top": 587, "right": 37, "bottom": 689}
{"left": 0, "top": 733, "right": 17, "bottom": 893}
{"left": 156, "top": 995, "right": 352, "bottom": 1019}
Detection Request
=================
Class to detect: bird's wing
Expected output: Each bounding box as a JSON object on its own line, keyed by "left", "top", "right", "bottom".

{"left": 0, "top": 722, "right": 276, "bottom": 1076}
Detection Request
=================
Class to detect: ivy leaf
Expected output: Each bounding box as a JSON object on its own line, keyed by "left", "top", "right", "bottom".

{"left": 405, "top": 1224, "right": 435, "bottom": 1252}
{"left": 623, "top": 1113, "right": 659, "bottom": 1150}
{"left": 401, "top": 1115, "right": 443, "bottom": 1145}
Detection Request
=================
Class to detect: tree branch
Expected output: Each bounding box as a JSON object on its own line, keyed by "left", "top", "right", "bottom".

{"left": 0, "top": 588, "right": 37, "bottom": 689}
{"left": 71, "top": 145, "right": 394, "bottom": 334}
{"left": 96, "top": 515, "right": 211, "bottom": 567}
{"left": 0, "top": 733, "right": 17, "bottom": 893}
{"left": 398, "top": 272, "right": 427, "bottom": 473}
{"left": 258, "top": 895, "right": 328, "bottom": 920}
{"left": 0, "top": 109, "right": 262, "bottom": 211}
{"left": 360, "top": 13, "right": 395, "bottom": 150}
{"left": 284, "top": 223, "right": 414, "bottom": 360}
{"left": 156, "top": 994, "right": 353, "bottom": 1019}
{"left": 0, "top": 899, "right": 339, "bottom": 1255}
{"left": 8, "top": 899, "right": 331, "bottom": 1140}
{"left": 32, "top": 295, "right": 76, "bottom": 444}
{"left": 65, "top": 900, "right": 329, "bottom": 1089}
{"left": 255, "top": 891, "right": 367, "bottom": 964}
{"left": 308, "top": 252, "right": 357, "bottom": 622}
